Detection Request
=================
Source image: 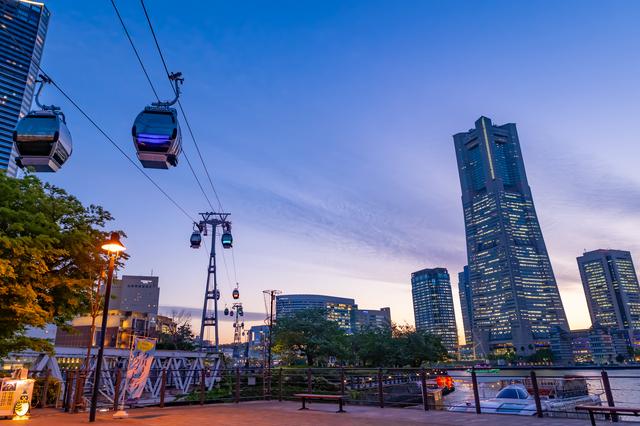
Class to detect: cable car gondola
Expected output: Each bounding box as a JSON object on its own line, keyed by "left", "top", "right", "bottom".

{"left": 224, "top": 307, "right": 229, "bottom": 316}
{"left": 13, "top": 76, "right": 72, "bottom": 172}
{"left": 221, "top": 223, "right": 233, "bottom": 249}
{"left": 132, "top": 72, "right": 183, "bottom": 169}
{"left": 232, "top": 288, "right": 240, "bottom": 300}
{"left": 190, "top": 229, "right": 202, "bottom": 248}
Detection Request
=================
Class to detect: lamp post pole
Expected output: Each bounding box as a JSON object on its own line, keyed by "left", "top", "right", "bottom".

{"left": 89, "top": 233, "right": 125, "bottom": 422}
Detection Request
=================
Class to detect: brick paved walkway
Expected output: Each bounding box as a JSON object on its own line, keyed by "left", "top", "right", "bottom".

{"left": 23, "top": 401, "right": 590, "bottom": 425}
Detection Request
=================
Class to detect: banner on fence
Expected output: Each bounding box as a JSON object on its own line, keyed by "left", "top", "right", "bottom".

{"left": 125, "top": 336, "right": 157, "bottom": 399}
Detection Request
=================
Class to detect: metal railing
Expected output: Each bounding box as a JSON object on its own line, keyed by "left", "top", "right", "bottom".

{"left": 19, "top": 366, "right": 640, "bottom": 421}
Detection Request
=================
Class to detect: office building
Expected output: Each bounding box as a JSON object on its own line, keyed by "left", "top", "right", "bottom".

{"left": 0, "top": 0, "right": 50, "bottom": 176}
{"left": 577, "top": 249, "right": 640, "bottom": 332}
{"left": 411, "top": 267, "right": 458, "bottom": 356}
{"left": 109, "top": 275, "right": 160, "bottom": 315}
{"left": 458, "top": 266, "right": 473, "bottom": 345}
{"left": 276, "top": 294, "right": 356, "bottom": 333}
{"left": 454, "top": 116, "right": 568, "bottom": 356}
{"left": 355, "top": 307, "right": 391, "bottom": 331}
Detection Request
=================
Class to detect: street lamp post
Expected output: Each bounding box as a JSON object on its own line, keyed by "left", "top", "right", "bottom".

{"left": 89, "top": 232, "right": 126, "bottom": 422}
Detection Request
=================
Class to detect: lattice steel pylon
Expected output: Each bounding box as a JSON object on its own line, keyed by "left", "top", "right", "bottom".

{"left": 230, "top": 303, "right": 244, "bottom": 359}
{"left": 197, "top": 212, "right": 231, "bottom": 352}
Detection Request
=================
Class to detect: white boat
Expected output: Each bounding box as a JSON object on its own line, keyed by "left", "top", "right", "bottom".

{"left": 448, "top": 383, "right": 601, "bottom": 416}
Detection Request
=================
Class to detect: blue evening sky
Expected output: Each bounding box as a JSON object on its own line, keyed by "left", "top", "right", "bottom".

{"left": 35, "top": 0, "right": 640, "bottom": 343}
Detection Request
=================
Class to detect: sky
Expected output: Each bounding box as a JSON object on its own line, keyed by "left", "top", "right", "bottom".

{"left": 33, "top": 0, "right": 640, "bottom": 344}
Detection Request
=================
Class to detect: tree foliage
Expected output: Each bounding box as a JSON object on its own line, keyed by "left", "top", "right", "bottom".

{"left": 272, "top": 309, "right": 448, "bottom": 367}
{"left": 272, "top": 309, "right": 349, "bottom": 366}
{"left": 156, "top": 309, "right": 196, "bottom": 351}
{"left": 0, "top": 174, "right": 123, "bottom": 356}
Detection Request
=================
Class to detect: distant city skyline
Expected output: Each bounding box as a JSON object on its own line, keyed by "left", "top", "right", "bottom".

{"left": 13, "top": 0, "right": 640, "bottom": 344}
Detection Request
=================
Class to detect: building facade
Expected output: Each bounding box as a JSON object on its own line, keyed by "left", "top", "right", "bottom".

{"left": 0, "top": 0, "right": 50, "bottom": 176}
{"left": 275, "top": 294, "right": 356, "bottom": 333}
{"left": 411, "top": 267, "right": 458, "bottom": 356}
{"left": 458, "top": 265, "right": 473, "bottom": 345}
{"left": 577, "top": 249, "right": 640, "bottom": 332}
{"left": 453, "top": 116, "right": 568, "bottom": 356}
{"left": 109, "top": 275, "right": 160, "bottom": 315}
{"left": 354, "top": 307, "right": 391, "bottom": 331}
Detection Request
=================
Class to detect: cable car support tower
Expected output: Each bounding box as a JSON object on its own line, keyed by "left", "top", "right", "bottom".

{"left": 195, "top": 212, "right": 232, "bottom": 352}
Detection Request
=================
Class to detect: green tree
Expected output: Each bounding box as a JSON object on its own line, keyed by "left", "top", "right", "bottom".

{"left": 350, "top": 327, "right": 394, "bottom": 367}
{"left": 157, "top": 310, "right": 196, "bottom": 351}
{"left": 272, "top": 309, "right": 349, "bottom": 366}
{"left": 391, "top": 325, "right": 448, "bottom": 367}
{"left": 0, "top": 174, "right": 123, "bottom": 356}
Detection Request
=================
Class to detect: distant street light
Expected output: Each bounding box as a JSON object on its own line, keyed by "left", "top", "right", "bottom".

{"left": 89, "top": 233, "right": 125, "bottom": 422}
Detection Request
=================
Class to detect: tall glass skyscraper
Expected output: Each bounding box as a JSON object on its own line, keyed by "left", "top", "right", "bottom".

{"left": 577, "top": 249, "right": 640, "bottom": 331}
{"left": 454, "top": 116, "right": 568, "bottom": 356}
{"left": 411, "top": 267, "right": 458, "bottom": 356}
{"left": 0, "top": 0, "right": 50, "bottom": 177}
{"left": 458, "top": 265, "right": 473, "bottom": 345}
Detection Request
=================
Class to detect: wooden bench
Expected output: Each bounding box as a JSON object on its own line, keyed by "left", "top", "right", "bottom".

{"left": 293, "top": 393, "right": 346, "bottom": 413}
{"left": 576, "top": 405, "right": 640, "bottom": 425}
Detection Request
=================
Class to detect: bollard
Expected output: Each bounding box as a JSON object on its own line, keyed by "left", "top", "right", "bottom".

{"left": 420, "top": 369, "right": 429, "bottom": 411}
{"left": 307, "top": 368, "right": 312, "bottom": 393}
{"left": 159, "top": 368, "right": 167, "bottom": 408}
{"left": 278, "top": 368, "right": 283, "bottom": 402}
{"left": 601, "top": 370, "right": 618, "bottom": 422}
{"left": 235, "top": 367, "right": 241, "bottom": 403}
{"left": 530, "top": 371, "right": 543, "bottom": 417}
{"left": 112, "top": 369, "right": 122, "bottom": 412}
{"left": 340, "top": 367, "right": 345, "bottom": 396}
{"left": 41, "top": 369, "right": 50, "bottom": 408}
{"left": 377, "top": 368, "right": 384, "bottom": 408}
{"left": 471, "top": 368, "right": 481, "bottom": 414}
{"left": 200, "top": 368, "right": 206, "bottom": 405}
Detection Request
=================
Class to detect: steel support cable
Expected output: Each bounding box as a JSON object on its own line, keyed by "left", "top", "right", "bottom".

{"left": 109, "top": 0, "right": 160, "bottom": 102}
{"left": 0, "top": 25, "right": 196, "bottom": 223}
{"left": 140, "top": 0, "right": 241, "bottom": 293}
{"left": 140, "top": 0, "right": 225, "bottom": 212}
{"left": 108, "top": 0, "right": 216, "bottom": 212}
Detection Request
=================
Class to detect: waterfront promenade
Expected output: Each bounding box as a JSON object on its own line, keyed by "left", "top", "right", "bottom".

{"left": 26, "top": 402, "right": 590, "bottom": 425}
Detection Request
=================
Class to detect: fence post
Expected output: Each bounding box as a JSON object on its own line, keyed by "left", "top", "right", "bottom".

{"left": 112, "top": 369, "right": 122, "bottom": 412}
{"left": 307, "top": 368, "right": 312, "bottom": 393}
{"left": 159, "top": 368, "right": 167, "bottom": 408}
{"left": 63, "top": 370, "right": 73, "bottom": 412}
{"left": 471, "top": 367, "right": 481, "bottom": 414}
{"left": 420, "top": 369, "right": 429, "bottom": 411}
{"left": 601, "top": 370, "right": 618, "bottom": 422}
{"left": 235, "top": 367, "right": 241, "bottom": 403}
{"left": 377, "top": 368, "right": 384, "bottom": 408}
{"left": 529, "top": 371, "right": 543, "bottom": 417}
{"left": 200, "top": 368, "right": 206, "bottom": 405}
{"left": 278, "top": 368, "right": 283, "bottom": 402}
{"left": 40, "top": 369, "right": 50, "bottom": 408}
{"left": 340, "top": 367, "right": 345, "bottom": 396}
{"left": 72, "top": 370, "right": 85, "bottom": 413}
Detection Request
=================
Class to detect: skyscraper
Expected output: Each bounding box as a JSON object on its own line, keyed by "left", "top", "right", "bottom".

{"left": 577, "top": 249, "right": 640, "bottom": 332}
{"left": 454, "top": 116, "right": 568, "bottom": 356}
{"left": 0, "top": 0, "right": 50, "bottom": 176}
{"left": 458, "top": 265, "right": 473, "bottom": 345}
{"left": 411, "top": 267, "right": 458, "bottom": 356}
